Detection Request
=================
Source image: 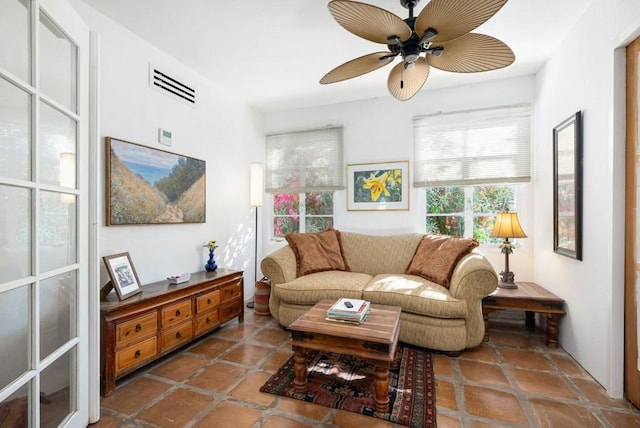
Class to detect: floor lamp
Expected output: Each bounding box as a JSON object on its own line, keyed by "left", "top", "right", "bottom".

{"left": 247, "top": 162, "right": 263, "bottom": 309}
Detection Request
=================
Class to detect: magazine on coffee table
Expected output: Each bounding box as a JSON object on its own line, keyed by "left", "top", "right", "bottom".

{"left": 326, "top": 298, "right": 370, "bottom": 324}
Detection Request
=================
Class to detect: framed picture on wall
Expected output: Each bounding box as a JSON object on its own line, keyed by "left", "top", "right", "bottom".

{"left": 103, "top": 252, "right": 142, "bottom": 300}
{"left": 105, "top": 137, "right": 206, "bottom": 225}
{"left": 347, "top": 160, "right": 410, "bottom": 211}
{"left": 553, "top": 111, "right": 583, "bottom": 260}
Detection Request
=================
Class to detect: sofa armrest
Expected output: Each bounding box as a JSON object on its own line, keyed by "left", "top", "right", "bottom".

{"left": 260, "top": 245, "right": 297, "bottom": 285}
{"left": 448, "top": 250, "right": 498, "bottom": 300}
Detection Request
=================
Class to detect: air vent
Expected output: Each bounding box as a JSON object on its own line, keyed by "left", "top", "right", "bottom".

{"left": 149, "top": 64, "right": 196, "bottom": 107}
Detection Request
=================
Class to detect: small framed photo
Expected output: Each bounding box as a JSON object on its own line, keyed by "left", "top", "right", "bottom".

{"left": 347, "top": 160, "right": 410, "bottom": 211}
{"left": 103, "top": 252, "right": 142, "bottom": 300}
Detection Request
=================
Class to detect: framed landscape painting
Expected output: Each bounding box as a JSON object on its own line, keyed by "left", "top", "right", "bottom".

{"left": 106, "top": 137, "right": 206, "bottom": 225}
{"left": 347, "top": 161, "right": 409, "bottom": 211}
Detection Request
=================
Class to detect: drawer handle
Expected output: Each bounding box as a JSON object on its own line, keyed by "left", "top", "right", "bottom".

{"left": 207, "top": 298, "right": 212, "bottom": 304}
{"left": 135, "top": 324, "right": 142, "bottom": 332}
{"left": 134, "top": 350, "right": 141, "bottom": 358}
{"left": 175, "top": 332, "right": 182, "bottom": 339}
{"left": 206, "top": 317, "right": 211, "bottom": 324}
{"left": 175, "top": 310, "right": 181, "bottom": 316}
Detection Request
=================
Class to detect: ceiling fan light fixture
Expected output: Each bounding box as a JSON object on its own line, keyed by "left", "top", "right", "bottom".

{"left": 387, "top": 35, "right": 402, "bottom": 45}
{"left": 419, "top": 27, "right": 438, "bottom": 44}
{"left": 427, "top": 46, "right": 444, "bottom": 57}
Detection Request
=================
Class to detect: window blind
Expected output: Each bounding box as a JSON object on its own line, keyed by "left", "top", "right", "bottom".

{"left": 265, "top": 127, "right": 344, "bottom": 193}
{"left": 413, "top": 104, "right": 531, "bottom": 187}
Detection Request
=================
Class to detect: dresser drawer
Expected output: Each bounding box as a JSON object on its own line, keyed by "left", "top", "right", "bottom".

{"left": 220, "top": 282, "right": 241, "bottom": 302}
{"left": 196, "top": 290, "right": 220, "bottom": 313}
{"left": 115, "top": 312, "right": 157, "bottom": 346}
{"left": 160, "top": 321, "right": 193, "bottom": 351}
{"left": 195, "top": 310, "right": 219, "bottom": 335}
{"left": 161, "top": 299, "right": 192, "bottom": 327}
{"left": 115, "top": 336, "right": 157, "bottom": 373}
{"left": 220, "top": 299, "right": 242, "bottom": 323}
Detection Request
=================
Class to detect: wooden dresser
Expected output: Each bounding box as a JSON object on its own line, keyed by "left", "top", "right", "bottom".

{"left": 100, "top": 269, "right": 244, "bottom": 396}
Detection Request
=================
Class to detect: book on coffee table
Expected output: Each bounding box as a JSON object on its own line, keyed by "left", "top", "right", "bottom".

{"left": 326, "top": 298, "right": 370, "bottom": 324}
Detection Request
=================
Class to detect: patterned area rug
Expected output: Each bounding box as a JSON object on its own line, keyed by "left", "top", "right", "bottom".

{"left": 260, "top": 343, "right": 436, "bottom": 427}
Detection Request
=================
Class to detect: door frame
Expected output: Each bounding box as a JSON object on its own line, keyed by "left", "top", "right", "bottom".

{"left": 625, "top": 35, "right": 640, "bottom": 408}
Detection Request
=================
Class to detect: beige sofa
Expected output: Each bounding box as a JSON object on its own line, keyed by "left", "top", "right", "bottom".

{"left": 261, "top": 231, "right": 498, "bottom": 352}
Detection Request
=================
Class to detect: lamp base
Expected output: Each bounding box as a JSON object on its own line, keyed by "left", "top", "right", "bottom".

{"left": 498, "top": 270, "right": 517, "bottom": 289}
{"left": 498, "top": 281, "right": 518, "bottom": 289}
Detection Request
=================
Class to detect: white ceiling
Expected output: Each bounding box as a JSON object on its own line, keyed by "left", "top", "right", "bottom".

{"left": 77, "top": 0, "right": 593, "bottom": 112}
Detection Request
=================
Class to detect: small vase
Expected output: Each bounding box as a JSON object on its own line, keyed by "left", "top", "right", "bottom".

{"left": 205, "top": 250, "right": 218, "bottom": 272}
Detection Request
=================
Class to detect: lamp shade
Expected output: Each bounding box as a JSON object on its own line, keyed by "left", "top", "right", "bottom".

{"left": 250, "top": 162, "right": 264, "bottom": 207}
{"left": 490, "top": 211, "right": 527, "bottom": 238}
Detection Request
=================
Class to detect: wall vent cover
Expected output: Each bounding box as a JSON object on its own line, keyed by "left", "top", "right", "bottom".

{"left": 149, "top": 64, "right": 196, "bottom": 107}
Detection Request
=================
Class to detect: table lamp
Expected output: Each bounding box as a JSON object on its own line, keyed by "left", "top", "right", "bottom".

{"left": 490, "top": 210, "right": 527, "bottom": 289}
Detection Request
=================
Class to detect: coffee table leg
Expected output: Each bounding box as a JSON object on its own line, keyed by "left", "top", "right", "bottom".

{"left": 293, "top": 346, "right": 308, "bottom": 394}
{"left": 374, "top": 364, "right": 390, "bottom": 413}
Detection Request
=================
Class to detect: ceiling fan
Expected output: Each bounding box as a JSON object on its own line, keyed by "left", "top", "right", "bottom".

{"left": 320, "top": 0, "right": 515, "bottom": 101}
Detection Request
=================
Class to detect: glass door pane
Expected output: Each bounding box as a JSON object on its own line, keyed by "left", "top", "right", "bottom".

{"left": 39, "top": 11, "right": 77, "bottom": 112}
{"left": 0, "top": 285, "right": 29, "bottom": 390}
{"left": 0, "top": 77, "right": 31, "bottom": 181}
{"left": 0, "top": 0, "right": 31, "bottom": 83}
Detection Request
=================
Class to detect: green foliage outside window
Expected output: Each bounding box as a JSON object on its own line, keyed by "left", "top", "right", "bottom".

{"left": 426, "top": 185, "right": 515, "bottom": 243}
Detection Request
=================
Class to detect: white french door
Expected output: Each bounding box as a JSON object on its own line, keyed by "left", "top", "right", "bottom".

{"left": 0, "top": 0, "right": 89, "bottom": 426}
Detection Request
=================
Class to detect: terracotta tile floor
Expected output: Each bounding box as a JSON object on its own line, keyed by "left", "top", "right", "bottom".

{"left": 92, "top": 309, "right": 640, "bottom": 427}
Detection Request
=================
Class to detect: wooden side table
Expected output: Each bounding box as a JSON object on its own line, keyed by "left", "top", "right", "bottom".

{"left": 482, "top": 281, "right": 566, "bottom": 348}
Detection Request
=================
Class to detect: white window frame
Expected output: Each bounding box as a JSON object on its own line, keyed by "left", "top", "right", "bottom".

{"left": 271, "top": 191, "right": 335, "bottom": 240}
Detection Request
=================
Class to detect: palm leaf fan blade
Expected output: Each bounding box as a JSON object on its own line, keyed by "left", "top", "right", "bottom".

{"left": 387, "top": 57, "right": 430, "bottom": 101}
{"left": 320, "top": 52, "right": 395, "bottom": 84}
{"left": 427, "top": 33, "right": 514, "bottom": 73}
{"left": 415, "top": 0, "right": 508, "bottom": 43}
{"left": 328, "top": 0, "right": 412, "bottom": 44}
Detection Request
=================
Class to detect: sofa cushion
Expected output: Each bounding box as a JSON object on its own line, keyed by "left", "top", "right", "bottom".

{"left": 285, "top": 229, "right": 349, "bottom": 277}
{"left": 340, "top": 232, "right": 423, "bottom": 276}
{"left": 405, "top": 235, "right": 479, "bottom": 287}
{"left": 273, "top": 271, "right": 372, "bottom": 305}
{"left": 362, "top": 274, "right": 468, "bottom": 318}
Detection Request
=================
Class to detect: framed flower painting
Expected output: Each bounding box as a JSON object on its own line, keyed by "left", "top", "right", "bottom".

{"left": 347, "top": 161, "right": 410, "bottom": 211}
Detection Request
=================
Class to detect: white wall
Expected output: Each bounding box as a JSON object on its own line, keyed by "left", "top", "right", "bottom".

{"left": 533, "top": 0, "right": 640, "bottom": 397}
{"left": 71, "top": 1, "right": 265, "bottom": 298}
{"left": 262, "top": 76, "right": 536, "bottom": 284}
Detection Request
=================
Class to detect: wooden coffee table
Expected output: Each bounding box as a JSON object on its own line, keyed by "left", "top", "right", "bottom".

{"left": 288, "top": 299, "right": 401, "bottom": 413}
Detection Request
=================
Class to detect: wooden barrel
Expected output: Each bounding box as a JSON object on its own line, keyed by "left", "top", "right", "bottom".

{"left": 253, "top": 279, "right": 271, "bottom": 315}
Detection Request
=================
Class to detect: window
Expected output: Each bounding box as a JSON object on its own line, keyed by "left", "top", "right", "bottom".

{"left": 415, "top": 105, "right": 531, "bottom": 243}
{"left": 413, "top": 104, "right": 531, "bottom": 187}
{"left": 273, "top": 192, "right": 334, "bottom": 238}
{"left": 266, "top": 127, "right": 344, "bottom": 238}
{"left": 426, "top": 184, "right": 515, "bottom": 243}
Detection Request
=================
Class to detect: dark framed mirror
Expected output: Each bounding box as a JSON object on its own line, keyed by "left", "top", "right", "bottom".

{"left": 553, "top": 111, "right": 583, "bottom": 260}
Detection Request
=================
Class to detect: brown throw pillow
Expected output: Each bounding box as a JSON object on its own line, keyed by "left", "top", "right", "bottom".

{"left": 405, "top": 235, "right": 479, "bottom": 287}
{"left": 285, "top": 229, "right": 349, "bottom": 277}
